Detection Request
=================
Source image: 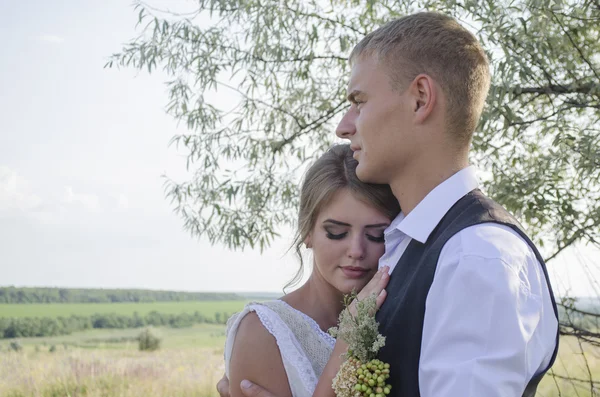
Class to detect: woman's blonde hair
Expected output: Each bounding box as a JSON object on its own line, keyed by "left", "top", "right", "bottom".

{"left": 286, "top": 144, "right": 400, "bottom": 290}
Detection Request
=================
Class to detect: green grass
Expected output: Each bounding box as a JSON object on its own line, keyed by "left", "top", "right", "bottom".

{"left": 0, "top": 301, "right": 247, "bottom": 318}
{"left": 4, "top": 323, "right": 228, "bottom": 350}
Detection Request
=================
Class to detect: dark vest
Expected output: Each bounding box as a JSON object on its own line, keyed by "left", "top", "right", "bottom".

{"left": 376, "top": 189, "right": 559, "bottom": 396}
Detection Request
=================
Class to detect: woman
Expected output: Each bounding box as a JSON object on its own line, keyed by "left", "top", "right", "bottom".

{"left": 224, "top": 144, "right": 400, "bottom": 397}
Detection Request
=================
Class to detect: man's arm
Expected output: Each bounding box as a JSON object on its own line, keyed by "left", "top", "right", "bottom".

{"left": 419, "top": 224, "right": 557, "bottom": 396}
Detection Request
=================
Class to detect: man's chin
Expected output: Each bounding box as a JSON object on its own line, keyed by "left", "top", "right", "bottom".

{"left": 356, "top": 164, "right": 377, "bottom": 183}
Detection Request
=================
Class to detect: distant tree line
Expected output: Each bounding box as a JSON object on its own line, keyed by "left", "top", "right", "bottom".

{"left": 0, "top": 310, "right": 233, "bottom": 339}
{"left": 0, "top": 287, "right": 241, "bottom": 303}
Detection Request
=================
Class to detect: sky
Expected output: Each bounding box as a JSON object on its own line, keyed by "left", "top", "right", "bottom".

{"left": 0, "top": 0, "right": 598, "bottom": 297}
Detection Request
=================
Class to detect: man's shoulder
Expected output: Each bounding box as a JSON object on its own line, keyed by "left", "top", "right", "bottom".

{"left": 443, "top": 222, "right": 537, "bottom": 263}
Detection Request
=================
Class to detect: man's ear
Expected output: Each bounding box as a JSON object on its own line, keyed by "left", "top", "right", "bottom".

{"left": 408, "top": 74, "right": 437, "bottom": 123}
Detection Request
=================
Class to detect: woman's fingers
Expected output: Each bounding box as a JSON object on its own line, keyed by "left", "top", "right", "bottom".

{"left": 347, "top": 266, "right": 390, "bottom": 316}
{"left": 357, "top": 266, "right": 390, "bottom": 301}
{"left": 375, "top": 288, "right": 387, "bottom": 309}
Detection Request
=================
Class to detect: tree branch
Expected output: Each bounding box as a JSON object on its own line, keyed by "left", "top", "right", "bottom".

{"left": 509, "top": 83, "right": 597, "bottom": 96}
{"left": 550, "top": 9, "right": 600, "bottom": 81}
{"left": 281, "top": 4, "right": 367, "bottom": 36}
{"left": 559, "top": 303, "right": 600, "bottom": 319}
{"left": 549, "top": 373, "right": 600, "bottom": 387}
{"left": 545, "top": 227, "right": 589, "bottom": 262}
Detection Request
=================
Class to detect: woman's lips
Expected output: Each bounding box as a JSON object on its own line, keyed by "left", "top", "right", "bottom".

{"left": 341, "top": 266, "right": 370, "bottom": 279}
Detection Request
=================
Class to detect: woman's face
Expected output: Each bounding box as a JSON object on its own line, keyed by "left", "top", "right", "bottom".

{"left": 308, "top": 188, "right": 390, "bottom": 294}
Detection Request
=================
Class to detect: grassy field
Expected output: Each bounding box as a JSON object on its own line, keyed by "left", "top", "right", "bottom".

{"left": 0, "top": 324, "right": 227, "bottom": 397}
{"left": 537, "top": 336, "right": 600, "bottom": 397}
{"left": 1, "top": 299, "right": 597, "bottom": 396}
{"left": 0, "top": 301, "right": 248, "bottom": 318}
{"left": 3, "top": 324, "right": 228, "bottom": 350}
{"left": 1, "top": 325, "right": 598, "bottom": 397}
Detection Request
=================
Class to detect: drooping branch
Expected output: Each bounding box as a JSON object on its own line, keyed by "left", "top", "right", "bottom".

{"left": 510, "top": 83, "right": 599, "bottom": 96}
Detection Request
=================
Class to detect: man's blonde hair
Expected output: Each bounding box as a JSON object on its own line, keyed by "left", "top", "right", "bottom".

{"left": 350, "top": 12, "right": 490, "bottom": 143}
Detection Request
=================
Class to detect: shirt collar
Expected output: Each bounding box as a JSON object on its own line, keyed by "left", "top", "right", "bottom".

{"left": 389, "top": 166, "right": 480, "bottom": 244}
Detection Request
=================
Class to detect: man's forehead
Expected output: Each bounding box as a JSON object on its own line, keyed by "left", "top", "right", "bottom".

{"left": 346, "top": 62, "right": 365, "bottom": 92}
{"left": 346, "top": 57, "right": 378, "bottom": 93}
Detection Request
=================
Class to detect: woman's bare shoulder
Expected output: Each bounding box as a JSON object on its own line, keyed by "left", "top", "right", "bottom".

{"left": 229, "top": 311, "right": 292, "bottom": 397}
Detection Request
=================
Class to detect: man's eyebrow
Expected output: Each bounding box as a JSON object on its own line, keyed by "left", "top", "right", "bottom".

{"left": 346, "top": 90, "right": 364, "bottom": 103}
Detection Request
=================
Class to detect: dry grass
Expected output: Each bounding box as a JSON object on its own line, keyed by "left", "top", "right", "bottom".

{"left": 538, "top": 336, "right": 600, "bottom": 397}
{"left": 0, "top": 333, "right": 597, "bottom": 397}
{"left": 0, "top": 347, "right": 224, "bottom": 397}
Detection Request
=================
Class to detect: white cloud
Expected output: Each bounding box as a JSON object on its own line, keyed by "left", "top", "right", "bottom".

{"left": 38, "top": 34, "right": 64, "bottom": 44}
{"left": 117, "top": 193, "right": 129, "bottom": 209}
{"left": 0, "top": 166, "right": 42, "bottom": 212}
{"left": 62, "top": 186, "right": 100, "bottom": 211}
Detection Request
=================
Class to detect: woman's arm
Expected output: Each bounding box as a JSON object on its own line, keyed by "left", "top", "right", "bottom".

{"left": 312, "top": 267, "right": 390, "bottom": 397}
{"left": 227, "top": 267, "right": 390, "bottom": 397}
{"left": 311, "top": 339, "right": 349, "bottom": 397}
{"left": 229, "top": 312, "right": 293, "bottom": 397}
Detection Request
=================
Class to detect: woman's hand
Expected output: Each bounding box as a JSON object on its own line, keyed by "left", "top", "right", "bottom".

{"left": 347, "top": 265, "right": 390, "bottom": 317}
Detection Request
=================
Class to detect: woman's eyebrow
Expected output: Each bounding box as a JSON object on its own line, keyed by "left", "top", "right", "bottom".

{"left": 365, "top": 223, "right": 389, "bottom": 229}
{"left": 323, "top": 219, "right": 388, "bottom": 228}
{"left": 323, "top": 219, "right": 350, "bottom": 226}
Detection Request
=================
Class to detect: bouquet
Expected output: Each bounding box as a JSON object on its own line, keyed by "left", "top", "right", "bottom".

{"left": 328, "top": 293, "right": 392, "bottom": 397}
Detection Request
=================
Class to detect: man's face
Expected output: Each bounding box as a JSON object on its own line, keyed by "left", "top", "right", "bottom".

{"left": 336, "top": 55, "right": 416, "bottom": 184}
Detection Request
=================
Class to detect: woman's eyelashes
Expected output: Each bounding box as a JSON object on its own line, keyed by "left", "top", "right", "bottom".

{"left": 324, "top": 228, "right": 385, "bottom": 243}
{"left": 367, "top": 234, "right": 385, "bottom": 243}
{"left": 326, "top": 230, "right": 348, "bottom": 240}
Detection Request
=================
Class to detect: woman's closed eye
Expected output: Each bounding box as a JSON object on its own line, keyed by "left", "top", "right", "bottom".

{"left": 325, "top": 230, "right": 347, "bottom": 240}
{"left": 366, "top": 234, "right": 385, "bottom": 243}
{"left": 325, "top": 230, "right": 385, "bottom": 243}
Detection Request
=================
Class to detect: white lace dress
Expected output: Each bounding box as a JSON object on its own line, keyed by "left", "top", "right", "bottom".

{"left": 225, "top": 300, "right": 336, "bottom": 397}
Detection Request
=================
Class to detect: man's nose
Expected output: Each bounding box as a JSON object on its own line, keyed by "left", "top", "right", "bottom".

{"left": 336, "top": 109, "right": 357, "bottom": 139}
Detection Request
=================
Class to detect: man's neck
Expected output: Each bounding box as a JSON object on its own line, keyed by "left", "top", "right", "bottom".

{"left": 389, "top": 155, "right": 469, "bottom": 216}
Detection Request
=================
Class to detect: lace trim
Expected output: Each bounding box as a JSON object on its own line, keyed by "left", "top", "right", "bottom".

{"left": 277, "top": 300, "right": 336, "bottom": 348}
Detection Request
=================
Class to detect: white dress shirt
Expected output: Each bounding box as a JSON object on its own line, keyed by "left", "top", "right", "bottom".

{"left": 379, "top": 166, "right": 558, "bottom": 397}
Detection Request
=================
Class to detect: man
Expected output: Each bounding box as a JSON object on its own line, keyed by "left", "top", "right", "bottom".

{"left": 219, "top": 11, "right": 559, "bottom": 397}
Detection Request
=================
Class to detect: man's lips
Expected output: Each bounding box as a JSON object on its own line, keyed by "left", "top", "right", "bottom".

{"left": 341, "top": 266, "right": 370, "bottom": 279}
